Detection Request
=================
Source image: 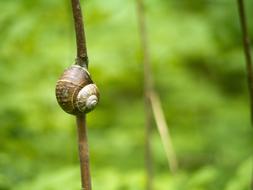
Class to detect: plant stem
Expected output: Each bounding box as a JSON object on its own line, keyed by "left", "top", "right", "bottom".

{"left": 237, "top": 0, "right": 253, "bottom": 189}
{"left": 76, "top": 115, "right": 92, "bottom": 190}
{"left": 144, "top": 96, "right": 154, "bottom": 190}
{"left": 136, "top": 1, "right": 154, "bottom": 189}
{"left": 71, "top": 0, "right": 88, "bottom": 68}
{"left": 136, "top": 0, "right": 178, "bottom": 187}
{"left": 237, "top": 0, "right": 253, "bottom": 126}
{"left": 149, "top": 91, "right": 178, "bottom": 173}
{"left": 71, "top": 0, "right": 91, "bottom": 189}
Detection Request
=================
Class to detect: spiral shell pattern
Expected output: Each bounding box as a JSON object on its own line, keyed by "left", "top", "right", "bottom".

{"left": 77, "top": 84, "right": 99, "bottom": 113}
{"left": 55, "top": 65, "right": 99, "bottom": 115}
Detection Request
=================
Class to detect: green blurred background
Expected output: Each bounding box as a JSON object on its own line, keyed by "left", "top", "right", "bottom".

{"left": 0, "top": 0, "right": 252, "bottom": 189}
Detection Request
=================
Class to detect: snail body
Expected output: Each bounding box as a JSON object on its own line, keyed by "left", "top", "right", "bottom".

{"left": 55, "top": 65, "right": 99, "bottom": 115}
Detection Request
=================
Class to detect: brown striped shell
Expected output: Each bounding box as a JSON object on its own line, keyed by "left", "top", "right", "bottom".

{"left": 55, "top": 65, "right": 99, "bottom": 115}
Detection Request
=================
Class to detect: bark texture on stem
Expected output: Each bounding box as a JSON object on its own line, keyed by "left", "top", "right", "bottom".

{"left": 71, "top": 0, "right": 88, "bottom": 68}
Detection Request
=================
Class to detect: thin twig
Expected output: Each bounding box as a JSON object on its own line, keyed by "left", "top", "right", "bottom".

{"left": 237, "top": 0, "right": 253, "bottom": 125}
{"left": 71, "top": 0, "right": 92, "bottom": 189}
{"left": 76, "top": 115, "right": 92, "bottom": 190}
{"left": 136, "top": 0, "right": 178, "bottom": 188}
{"left": 237, "top": 0, "right": 253, "bottom": 189}
{"left": 136, "top": 1, "right": 154, "bottom": 189}
{"left": 144, "top": 95, "right": 154, "bottom": 190}
{"left": 71, "top": 0, "right": 88, "bottom": 68}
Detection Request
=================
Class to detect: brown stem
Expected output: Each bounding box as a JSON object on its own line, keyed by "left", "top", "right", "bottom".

{"left": 136, "top": 1, "right": 153, "bottom": 189}
{"left": 237, "top": 0, "right": 253, "bottom": 126}
{"left": 76, "top": 115, "right": 92, "bottom": 190}
{"left": 71, "top": 0, "right": 91, "bottom": 189}
{"left": 71, "top": 0, "right": 88, "bottom": 68}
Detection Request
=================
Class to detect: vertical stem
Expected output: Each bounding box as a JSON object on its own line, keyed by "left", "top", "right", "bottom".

{"left": 71, "top": 0, "right": 91, "bottom": 189}
{"left": 136, "top": 0, "right": 153, "bottom": 189}
{"left": 76, "top": 115, "right": 92, "bottom": 190}
{"left": 237, "top": 1, "right": 253, "bottom": 189}
{"left": 237, "top": 0, "right": 253, "bottom": 126}
{"left": 136, "top": 0, "right": 178, "bottom": 187}
{"left": 144, "top": 97, "right": 154, "bottom": 190}
{"left": 71, "top": 0, "right": 89, "bottom": 68}
{"left": 136, "top": 0, "right": 153, "bottom": 91}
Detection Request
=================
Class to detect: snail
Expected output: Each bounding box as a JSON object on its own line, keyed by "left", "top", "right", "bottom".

{"left": 55, "top": 64, "right": 99, "bottom": 115}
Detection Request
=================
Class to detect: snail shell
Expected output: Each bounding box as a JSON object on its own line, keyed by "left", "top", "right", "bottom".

{"left": 55, "top": 65, "right": 99, "bottom": 115}
{"left": 77, "top": 84, "right": 99, "bottom": 112}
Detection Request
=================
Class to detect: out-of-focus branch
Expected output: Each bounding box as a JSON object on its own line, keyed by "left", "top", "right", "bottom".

{"left": 136, "top": 0, "right": 154, "bottom": 189}
{"left": 136, "top": 1, "right": 178, "bottom": 187}
{"left": 149, "top": 91, "right": 178, "bottom": 173}
{"left": 237, "top": 1, "right": 253, "bottom": 189}
{"left": 237, "top": 0, "right": 253, "bottom": 125}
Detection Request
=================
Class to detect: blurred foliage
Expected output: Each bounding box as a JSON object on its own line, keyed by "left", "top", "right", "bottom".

{"left": 0, "top": 0, "right": 252, "bottom": 189}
